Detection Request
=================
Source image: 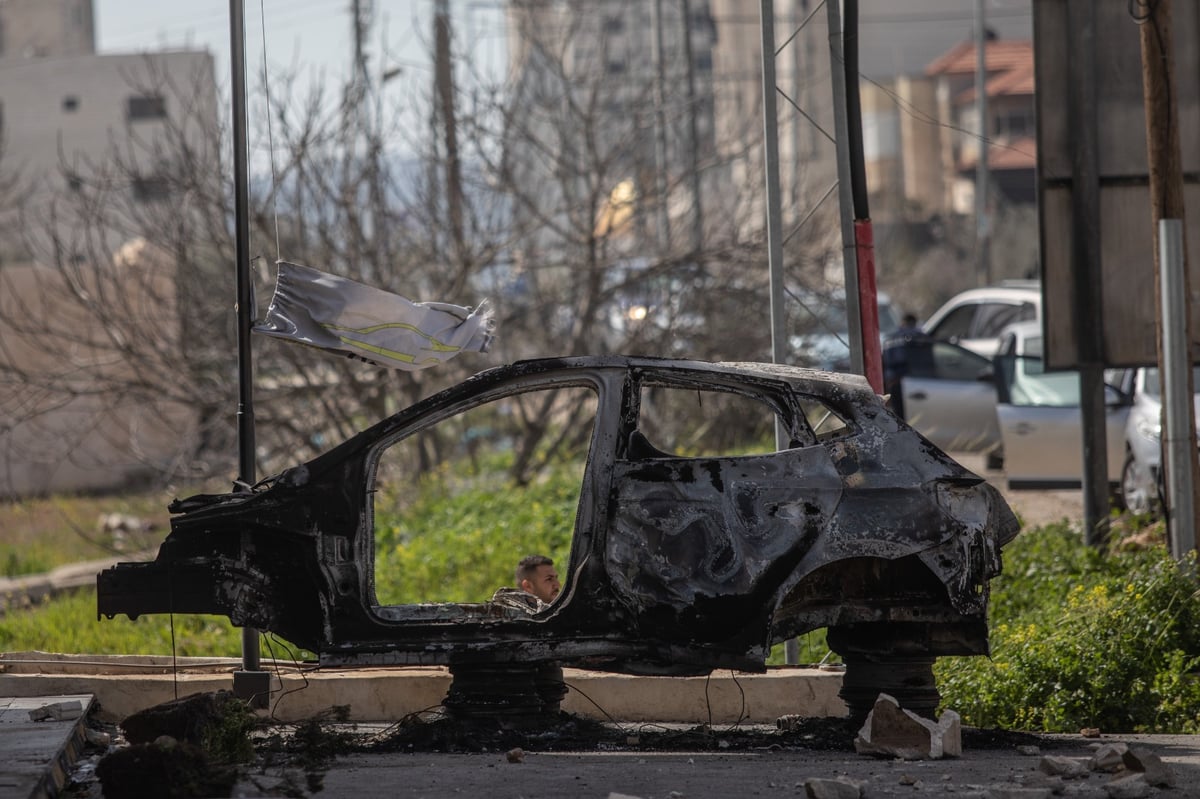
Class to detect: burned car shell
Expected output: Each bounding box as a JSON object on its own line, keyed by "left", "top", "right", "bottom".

{"left": 98, "top": 356, "right": 1018, "bottom": 677}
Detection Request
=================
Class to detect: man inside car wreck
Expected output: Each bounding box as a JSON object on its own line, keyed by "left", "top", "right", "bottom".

{"left": 97, "top": 356, "right": 1019, "bottom": 719}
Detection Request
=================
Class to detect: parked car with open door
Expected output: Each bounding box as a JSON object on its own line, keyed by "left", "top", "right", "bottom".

{"left": 993, "top": 321, "right": 1130, "bottom": 493}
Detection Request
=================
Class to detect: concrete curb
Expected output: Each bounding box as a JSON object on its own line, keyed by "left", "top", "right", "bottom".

{"left": 0, "top": 653, "right": 848, "bottom": 724}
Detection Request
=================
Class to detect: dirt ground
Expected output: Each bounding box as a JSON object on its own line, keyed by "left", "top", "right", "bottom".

{"left": 954, "top": 453, "right": 1085, "bottom": 530}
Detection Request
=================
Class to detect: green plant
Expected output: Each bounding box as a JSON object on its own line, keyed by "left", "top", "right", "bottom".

{"left": 372, "top": 458, "right": 581, "bottom": 604}
{"left": 937, "top": 523, "right": 1200, "bottom": 733}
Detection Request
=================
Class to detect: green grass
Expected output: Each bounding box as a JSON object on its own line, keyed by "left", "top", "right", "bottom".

{"left": 2, "top": 589, "right": 246, "bottom": 656}
{"left": 373, "top": 460, "right": 581, "bottom": 605}
{"left": 0, "top": 491, "right": 177, "bottom": 577}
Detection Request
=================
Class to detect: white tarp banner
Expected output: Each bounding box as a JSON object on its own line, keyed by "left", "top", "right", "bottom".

{"left": 254, "top": 261, "right": 494, "bottom": 370}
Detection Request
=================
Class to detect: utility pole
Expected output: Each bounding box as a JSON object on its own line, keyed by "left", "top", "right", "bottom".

{"left": 974, "top": 0, "right": 991, "bottom": 287}
{"left": 680, "top": 0, "right": 704, "bottom": 255}
{"left": 1065, "top": 0, "right": 1109, "bottom": 547}
{"left": 229, "top": 0, "right": 268, "bottom": 708}
{"left": 652, "top": 0, "right": 672, "bottom": 252}
{"left": 435, "top": 0, "right": 466, "bottom": 265}
{"left": 1138, "top": 0, "right": 1198, "bottom": 558}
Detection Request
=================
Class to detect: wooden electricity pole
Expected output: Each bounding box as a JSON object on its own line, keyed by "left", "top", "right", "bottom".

{"left": 1139, "top": 0, "right": 1199, "bottom": 556}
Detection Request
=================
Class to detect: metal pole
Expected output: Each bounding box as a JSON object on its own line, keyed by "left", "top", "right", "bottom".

{"left": 680, "top": 0, "right": 704, "bottom": 255}
{"left": 229, "top": 0, "right": 268, "bottom": 707}
{"left": 1065, "top": 0, "right": 1109, "bottom": 547}
{"left": 840, "top": 0, "right": 881, "bottom": 393}
{"left": 1160, "top": 219, "right": 1196, "bottom": 559}
{"left": 758, "top": 0, "right": 793, "bottom": 665}
{"left": 974, "top": 0, "right": 991, "bottom": 286}
{"left": 652, "top": 0, "right": 672, "bottom": 251}
{"left": 826, "top": 0, "right": 862, "bottom": 375}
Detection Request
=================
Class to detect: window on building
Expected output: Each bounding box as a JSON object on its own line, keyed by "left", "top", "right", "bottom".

{"left": 127, "top": 95, "right": 167, "bottom": 121}
{"left": 606, "top": 60, "right": 625, "bottom": 75}
{"left": 132, "top": 175, "right": 170, "bottom": 202}
{"left": 604, "top": 16, "right": 624, "bottom": 34}
{"left": 995, "top": 110, "right": 1032, "bottom": 138}
{"left": 63, "top": 96, "right": 80, "bottom": 112}
{"left": 694, "top": 53, "right": 712, "bottom": 72}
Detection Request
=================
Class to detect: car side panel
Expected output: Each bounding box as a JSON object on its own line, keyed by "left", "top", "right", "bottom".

{"left": 604, "top": 448, "right": 840, "bottom": 648}
{"left": 998, "top": 404, "right": 1129, "bottom": 488}
{"left": 900, "top": 376, "right": 1000, "bottom": 453}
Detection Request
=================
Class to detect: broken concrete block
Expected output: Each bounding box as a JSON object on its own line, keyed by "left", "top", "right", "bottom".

{"left": 505, "top": 747, "right": 525, "bottom": 763}
{"left": 804, "top": 777, "right": 863, "bottom": 799}
{"left": 84, "top": 728, "right": 112, "bottom": 747}
{"left": 1018, "top": 772, "right": 1064, "bottom": 792}
{"left": 1103, "top": 773, "right": 1150, "bottom": 799}
{"left": 1015, "top": 744, "right": 1040, "bottom": 756}
{"left": 1089, "top": 742, "right": 1129, "bottom": 772}
{"left": 28, "top": 699, "right": 84, "bottom": 722}
{"left": 1038, "top": 755, "right": 1089, "bottom": 779}
{"left": 853, "top": 693, "right": 961, "bottom": 760}
{"left": 1121, "top": 747, "right": 1176, "bottom": 787}
{"left": 1080, "top": 727, "right": 1102, "bottom": 738}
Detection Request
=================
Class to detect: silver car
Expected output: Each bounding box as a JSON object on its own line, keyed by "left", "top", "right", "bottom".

{"left": 1112, "top": 366, "right": 1200, "bottom": 515}
{"left": 994, "top": 322, "right": 1130, "bottom": 495}
{"left": 881, "top": 336, "right": 1002, "bottom": 459}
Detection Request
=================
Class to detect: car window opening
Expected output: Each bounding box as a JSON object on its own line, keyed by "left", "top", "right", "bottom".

{"left": 370, "top": 385, "right": 598, "bottom": 619}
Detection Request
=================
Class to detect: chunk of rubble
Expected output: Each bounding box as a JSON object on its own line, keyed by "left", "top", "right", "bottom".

{"left": 1017, "top": 771, "right": 1064, "bottom": 792}
{"left": 853, "top": 693, "right": 961, "bottom": 760}
{"left": 1088, "top": 742, "right": 1129, "bottom": 773}
{"left": 1121, "top": 747, "right": 1176, "bottom": 788}
{"left": 1038, "top": 755, "right": 1089, "bottom": 779}
{"left": 804, "top": 777, "right": 863, "bottom": 799}
{"left": 1103, "top": 773, "right": 1150, "bottom": 799}
{"left": 1080, "top": 727, "right": 1102, "bottom": 738}
{"left": 28, "top": 699, "right": 84, "bottom": 722}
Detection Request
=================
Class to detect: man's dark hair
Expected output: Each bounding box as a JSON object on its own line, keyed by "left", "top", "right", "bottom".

{"left": 516, "top": 554, "right": 553, "bottom": 584}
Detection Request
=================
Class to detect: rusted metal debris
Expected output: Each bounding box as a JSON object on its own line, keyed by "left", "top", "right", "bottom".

{"left": 97, "top": 356, "right": 1018, "bottom": 714}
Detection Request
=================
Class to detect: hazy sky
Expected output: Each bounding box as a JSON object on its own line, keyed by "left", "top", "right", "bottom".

{"left": 93, "top": 1, "right": 507, "bottom": 106}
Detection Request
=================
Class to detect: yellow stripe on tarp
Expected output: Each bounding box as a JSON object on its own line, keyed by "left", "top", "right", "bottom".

{"left": 320, "top": 321, "right": 464, "bottom": 353}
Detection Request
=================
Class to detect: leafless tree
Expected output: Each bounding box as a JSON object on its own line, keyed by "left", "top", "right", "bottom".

{"left": 0, "top": 16, "right": 846, "bottom": 496}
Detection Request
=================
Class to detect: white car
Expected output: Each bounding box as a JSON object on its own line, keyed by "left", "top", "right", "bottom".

{"left": 790, "top": 289, "right": 901, "bottom": 370}
{"left": 1112, "top": 366, "right": 1200, "bottom": 515}
{"left": 994, "top": 321, "right": 1130, "bottom": 496}
{"left": 881, "top": 336, "right": 1001, "bottom": 458}
{"left": 922, "top": 282, "right": 1041, "bottom": 357}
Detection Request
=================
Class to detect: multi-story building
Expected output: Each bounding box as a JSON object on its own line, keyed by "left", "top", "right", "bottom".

{"left": 0, "top": 0, "right": 95, "bottom": 59}
{"left": 505, "top": 0, "right": 719, "bottom": 255}
{"left": 0, "top": 2, "right": 219, "bottom": 497}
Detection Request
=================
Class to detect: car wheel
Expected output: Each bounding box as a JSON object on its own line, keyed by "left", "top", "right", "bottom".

{"left": 1120, "top": 451, "right": 1157, "bottom": 516}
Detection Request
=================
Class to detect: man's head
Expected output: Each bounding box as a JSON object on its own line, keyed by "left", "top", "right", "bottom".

{"left": 515, "top": 554, "right": 560, "bottom": 604}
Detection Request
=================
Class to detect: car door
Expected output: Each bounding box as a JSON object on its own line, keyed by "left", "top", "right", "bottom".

{"left": 996, "top": 356, "right": 1129, "bottom": 489}
{"left": 895, "top": 340, "right": 1000, "bottom": 453}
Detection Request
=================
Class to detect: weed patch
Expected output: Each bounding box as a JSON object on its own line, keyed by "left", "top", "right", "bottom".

{"left": 937, "top": 522, "right": 1200, "bottom": 733}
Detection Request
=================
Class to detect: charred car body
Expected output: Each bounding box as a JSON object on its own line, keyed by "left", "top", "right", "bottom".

{"left": 98, "top": 356, "right": 1019, "bottom": 717}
